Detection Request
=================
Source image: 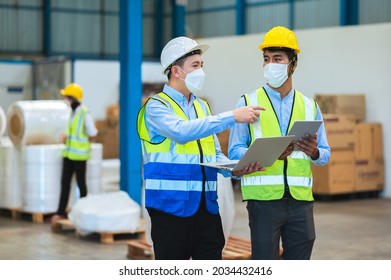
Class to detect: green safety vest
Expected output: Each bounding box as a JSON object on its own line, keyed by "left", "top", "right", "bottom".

{"left": 242, "top": 88, "right": 316, "bottom": 201}
{"left": 63, "top": 105, "right": 91, "bottom": 161}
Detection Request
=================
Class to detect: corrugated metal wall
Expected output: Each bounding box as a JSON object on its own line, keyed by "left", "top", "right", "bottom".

{"left": 0, "top": 0, "right": 390, "bottom": 60}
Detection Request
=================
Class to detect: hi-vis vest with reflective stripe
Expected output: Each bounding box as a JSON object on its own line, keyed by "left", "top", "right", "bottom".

{"left": 242, "top": 88, "right": 316, "bottom": 201}
{"left": 63, "top": 105, "right": 91, "bottom": 161}
{"left": 137, "top": 92, "right": 218, "bottom": 217}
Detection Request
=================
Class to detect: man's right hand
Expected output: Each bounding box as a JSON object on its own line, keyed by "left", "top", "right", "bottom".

{"left": 232, "top": 105, "right": 265, "bottom": 123}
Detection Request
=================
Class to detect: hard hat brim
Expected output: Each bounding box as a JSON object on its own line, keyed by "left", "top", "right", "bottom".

{"left": 162, "top": 43, "right": 209, "bottom": 74}
{"left": 60, "top": 89, "right": 68, "bottom": 96}
{"left": 259, "top": 43, "right": 300, "bottom": 53}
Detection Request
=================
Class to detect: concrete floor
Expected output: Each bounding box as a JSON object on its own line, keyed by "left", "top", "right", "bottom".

{"left": 1, "top": 186, "right": 390, "bottom": 260}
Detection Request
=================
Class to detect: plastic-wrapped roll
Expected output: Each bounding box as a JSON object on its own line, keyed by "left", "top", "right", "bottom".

{"left": 22, "top": 144, "right": 64, "bottom": 213}
{"left": 0, "top": 105, "right": 6, "bottom": 137}
{"left": 7, "top": 100, "right": 70, "bottom": 148}
{"left": 0, "top": 138, "right": 22, "bottom": 209}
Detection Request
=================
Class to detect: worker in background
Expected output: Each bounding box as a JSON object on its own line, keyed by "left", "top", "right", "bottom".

{"left": 228, "top": 26, "right": 331, "bottom": 260}
{"left": 137, "top": 36, "right": 264, "bottom": 260}
{"left": 51, "top": 83, "right": 98, "bottom": 222}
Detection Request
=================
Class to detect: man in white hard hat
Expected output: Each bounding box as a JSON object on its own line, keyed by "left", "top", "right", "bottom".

{"left": 137, "top": 36, "right": 264, "bottom": 260}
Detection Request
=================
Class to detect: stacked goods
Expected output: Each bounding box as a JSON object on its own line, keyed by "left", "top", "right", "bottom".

{"left": 0, "top": 138, "right": 22, "bottom": 209}
{"left": 22, "top": 144, "right": 64, "bottom": 213}
{"left": 95, "top": 104, "right": 119, "bottom": 159}
{"left": 311, "top": 114, "right": 356, "bottom": 195}
{"left": 311, "top": 94, "right": 384, "bottom": 195}
{"left": 2, "top": 100, "right": 103, "bottom": 214}
{"left": 7, "top": 100, "right": 69, "bottom": 147}
{"left": 2, "top": 101, "right": 69, "bottom": 213}
{"left": 354, "top": 123, "right": 384, "bottom": 192}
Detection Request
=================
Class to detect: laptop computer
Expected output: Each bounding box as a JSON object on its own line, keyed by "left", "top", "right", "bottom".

{"left": 287, "top": 120, "right": 322, "bottom": 150}
{"left": 200, "top": 135, "right": 295, "bottom": 172}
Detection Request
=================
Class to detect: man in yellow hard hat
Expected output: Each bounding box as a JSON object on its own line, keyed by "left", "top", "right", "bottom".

{"left": 228, "top": 26, "right": 331, "bottom": 260}
{"left": 137, "top": 36, "right": 265, "bottom": 260}
{"left": 51, "top": 83, "right": 98, "bottom": 222}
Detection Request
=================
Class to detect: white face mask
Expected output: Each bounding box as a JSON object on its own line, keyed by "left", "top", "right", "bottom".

{"left": 263, "top": 62, "right": 290, "bottom": 88}
{"left": 64, "top": 98, "right": 72, "bottom": 106}
{"left": 179, "top": 68, "right": 206, "bottom": 93}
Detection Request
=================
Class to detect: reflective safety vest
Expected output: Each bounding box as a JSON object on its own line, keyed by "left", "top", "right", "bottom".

{"left": 242, "top": 87, "right": 316, "bottom": 201}
{"left": 137, "top": 92, "right": 218, "bottom": 217}
{"left": 63, "top": 105, "right": 91, "bottom": 161}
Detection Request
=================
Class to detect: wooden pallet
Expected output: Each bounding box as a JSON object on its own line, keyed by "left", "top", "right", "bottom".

{"left": 222, "top": 236, "right": 252, "bottom": 260}
{"left": 51, "top": 218, "right": 76, "bottom": 232}
{"left": 0, "top": 208, "right": 54, "bottom": 223}
{"left": 0, "top": 208, "right": 21, "bottom": 220}
{"left": 51, "top": 218, "right": 146, "bottom": 244}
{"left": 127, "top": 235, "right": 253, "bottom": 260}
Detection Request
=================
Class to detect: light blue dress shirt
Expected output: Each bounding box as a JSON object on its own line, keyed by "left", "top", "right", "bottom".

{"left": 228, "top": 84, "right": 330, "bottom": 166}
{"left": 144, "top": 84, "right": 236, "bottom": 177}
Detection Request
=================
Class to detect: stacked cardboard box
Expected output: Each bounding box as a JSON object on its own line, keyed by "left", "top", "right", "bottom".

{"left": 311, "top": 94, "right": 384, "bottom": 195}
{"left": 95, "top": 104, "right": 119, "bottom": 159}
{"left": 354, "top": 123, "right": 384, "bottom": 192}
{"left": 311, "top": 114, "right": 356, "bottom": 195}
{"left": 314, "top": 94, "right": 366, "bottom": 122}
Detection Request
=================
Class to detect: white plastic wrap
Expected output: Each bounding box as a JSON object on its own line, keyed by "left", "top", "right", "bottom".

{"left": 0, "top": 105, "right": 6, "bottom": 137}
{"left": 217, "top": 174, "right": 236, "bottom": 243}
{"left": 21, "top": 144, "right": 64, "bottom": 213}
{"left": 7, "top": 100, "right": 70, "bottom": 148}
{"left": 68, "top": 191, "right": 141, "bottom": 236}
{"left": 86, "top": 143, "right": 103, "bottom": 194}
{"left": 0, "top": 138, "right": 22, "bottom": 208}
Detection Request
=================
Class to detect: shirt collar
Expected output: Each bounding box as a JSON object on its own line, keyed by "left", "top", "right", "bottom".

{"left": 162, "top": 84, "right": 196, "bottom": 106}
{"left": 264, "top": 84, "right": 294, "bottom": 100}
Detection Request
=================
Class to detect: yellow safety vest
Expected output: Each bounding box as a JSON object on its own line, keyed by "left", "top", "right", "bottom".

{"left": 242, "top": 88, "right": 316, "bottom": 201}
{"left": 137, "top": 92, "right": 219, "bottom": 217}
{"left": 63, "top": 105, "right": 91, "bottom": 161}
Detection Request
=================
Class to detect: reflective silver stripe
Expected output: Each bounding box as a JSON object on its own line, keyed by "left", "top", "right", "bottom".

{"left": 247, "top": 91, "right": 263, "bottom": 138}
{"left": 242, "top": 175, "right": 284, "bottom": 186}
{"left": 242, "top": 175, "right": 312, "bottom": 188}
{"left": 287, "top": 176, "right": 312, "bottom": 187}
{"left": 303, "top": 95, "right": 315, "bottom": 120}
{"left": 290, "top": 151, "right": 310, "bottom": 159}
{"left": 145, "top": 179, "right": 216, "bottom": 191}
{"left": 145, "top": 151, "right": 215, "bottom": 164}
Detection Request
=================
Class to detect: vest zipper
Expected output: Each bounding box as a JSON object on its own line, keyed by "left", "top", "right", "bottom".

{"left": 283, "top": 159, "right": 289, "bottom": 196}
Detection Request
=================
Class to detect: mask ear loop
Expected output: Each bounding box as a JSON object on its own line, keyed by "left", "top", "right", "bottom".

{"left": 288, "top": 56, "right": 296, "bottom": 77}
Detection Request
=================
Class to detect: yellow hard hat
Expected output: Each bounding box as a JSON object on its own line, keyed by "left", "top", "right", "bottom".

{"left": 259, "top": 26, "right": 300, "bottom": 53}
{"left": 60, "top": 83, "right": 83, "bottom": 101}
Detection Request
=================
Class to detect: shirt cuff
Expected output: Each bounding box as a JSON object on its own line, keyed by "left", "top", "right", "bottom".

{"left": 218, "top": 111, "right": 235, "bottom": 129}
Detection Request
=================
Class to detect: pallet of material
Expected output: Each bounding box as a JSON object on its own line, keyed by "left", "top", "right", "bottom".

{"left": 0, "top": 208, "right": 21, "bottom": 220}
{"left": 0, "top": 208, "right": 53, "bottom": 223}
{"left": 51, "top": 218, "right": 146, "bottom": 244}
{"left": 127, "top": 235, "right": 252, "bottom": 260}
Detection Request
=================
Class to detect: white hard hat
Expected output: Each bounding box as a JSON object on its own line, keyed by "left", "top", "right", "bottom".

{"left": 160, "top": 36, "right": 209, "bottom": 74}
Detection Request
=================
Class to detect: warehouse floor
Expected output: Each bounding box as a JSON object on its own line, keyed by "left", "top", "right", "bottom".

{"left": 0, "top": 186, "right": 390, "bottom": 260}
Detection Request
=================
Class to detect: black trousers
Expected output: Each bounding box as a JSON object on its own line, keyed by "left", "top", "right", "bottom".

{"left": 148, "top": 201, "right": 225, "bottom": 260}
{"left": 247, "top": 198, "right": 315, "bottom": 260}
{"left": 56, "top": 157, "right": 87, "bottom": 216}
